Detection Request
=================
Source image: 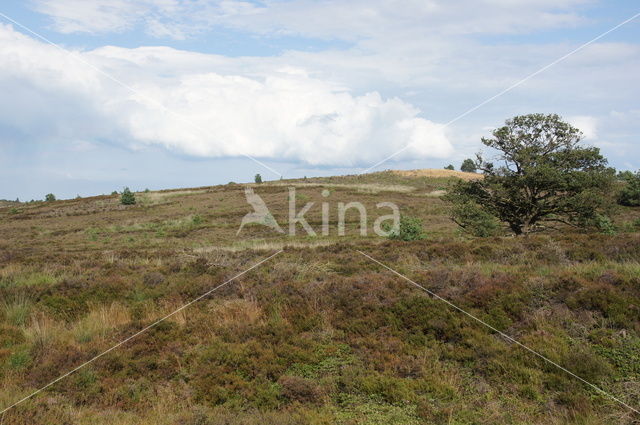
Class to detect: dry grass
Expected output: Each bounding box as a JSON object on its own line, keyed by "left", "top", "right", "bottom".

{"left": 23, "top": 313, "right": 63, "bottom": 349}
{"left": 1, "top": 171, "right": 640, "bottom": 424}
{"left": 209, "top": 298, "right": 264, "bottom": 328}
{"left": 1, "top": 294, "right": 31, "bottom": 326}
{"left": 264, "top": 181, "right": 416, "bottom": 193}
{"left": 161, "top": 298, "right": 188, "bottom": 326}
{"left": 391, "top": 168, "right": 483, "bottom": 181}
{"left": 72, "top": 303, "right": 132, "bottom": 343}
{"left": 194, "top": 239, "right": 336, "bottom": 253}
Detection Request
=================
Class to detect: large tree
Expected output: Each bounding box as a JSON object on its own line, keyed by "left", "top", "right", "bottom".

{"left": 446, "top": 114, "right": 615, "bottom": 235}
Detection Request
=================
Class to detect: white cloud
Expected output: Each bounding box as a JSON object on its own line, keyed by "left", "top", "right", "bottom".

{"left": 33, "top": 0, "right": 147, "bottom": 34}
{"left": 567, "top": 115, "right": 598, "bottom": 140}
{"left": 0, "top": 24, "right": 452, "bottom": 166}
{"left": 32, "top": 0, "right": 590, "bottom": 40}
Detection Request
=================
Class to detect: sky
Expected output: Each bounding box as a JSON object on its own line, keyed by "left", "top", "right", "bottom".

{"left": 0, "top": 0, "right": 638, "bottom": 200}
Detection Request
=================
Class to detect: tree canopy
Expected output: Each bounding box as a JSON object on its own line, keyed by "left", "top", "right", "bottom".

{"left": 445, "top": 114, "right": 615, "bottom": 235}
{"left": 617, "top": 170, "right": 640, "bottom": 206}
{"left": 460, "top": 158, "right": 477, "bottom": 173}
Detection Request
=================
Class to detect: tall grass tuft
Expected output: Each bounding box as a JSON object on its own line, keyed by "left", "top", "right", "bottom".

{"left": 73, "top": 303, "right": 132, "bottom": 343}
{"left": 1, "top": 294, "right": 32, "bottom": 326}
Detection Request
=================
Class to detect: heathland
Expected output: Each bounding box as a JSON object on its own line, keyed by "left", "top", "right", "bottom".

{"left": 1, "top": 170, "right": 639, "bottom": 424}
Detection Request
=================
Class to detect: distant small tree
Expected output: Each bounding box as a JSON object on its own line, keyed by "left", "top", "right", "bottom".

{"left": 445, "top": 114, "right": 615, "bottom": 235}
{"left": 460, "top": 158, "right": 477, "bottom": 173}
{"left": 444, "top": 164, "right": 455, "bottom": 170}
{"left": 120, "top": 187, "right": 136, "bottom": 205}
{"left": 254, "top": 174, "right": 263, "bottom": 184}
{"left": 45, "top": 193, "right": 56, "bottom": 202}
{"left": 111, "top": 191, "right": 118, "bottom": 196}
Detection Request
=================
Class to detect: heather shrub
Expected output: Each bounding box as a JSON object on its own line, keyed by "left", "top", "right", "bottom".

{"left": 143, "top": 271, "right": 166, "bottom": 286}
{"left": 277, "top": 375, "right": 325, "bottom": 403}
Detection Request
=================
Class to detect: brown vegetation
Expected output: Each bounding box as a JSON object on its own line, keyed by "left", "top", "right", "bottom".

{"left": 0, "top": 172, "right": 639, "bottom": 424}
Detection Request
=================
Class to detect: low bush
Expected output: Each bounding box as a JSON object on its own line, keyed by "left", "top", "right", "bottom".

{"left": 385, "top": 215, "right": 425, "bottom": 241}
{"left": 120, "top": 187, "right": 136, "bottom": 205}
{"left": 277, "top": 375, "right": 325, "bottom": 403}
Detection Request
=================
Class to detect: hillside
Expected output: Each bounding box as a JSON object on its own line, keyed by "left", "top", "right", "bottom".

{"left": 1, "top": 171, "right": 640, "bottom": 425}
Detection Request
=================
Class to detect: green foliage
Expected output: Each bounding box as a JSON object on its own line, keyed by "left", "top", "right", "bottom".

{"left": 255, "top": 173, "right": 263, "bottom": 184}
{"left": 594, "top": 338, "right": 640, "bottom": 379}
{"left": 45, "top": 193, "right": 56, "bottom": 202}
{"left": 445, "top": 114, "right": 615, "bottom": 235}
{"left": 449, "top": 200, "right": 500, "bottom": 237}
{"left": 120, "top": 187, "right": 136, "bottom": 205}
{"left": 617, "top": 170, "right": 640, "bottom": 206}
{"left": 593, "top": 214, "right": 616, "bottom": 235}
{"left": 7, "top": 349, "right": 31, "bottom": 370}
{"left": 191, "top": 214, "right": 203, "bottom": 226}
{"left": 460, "top": 158, "right": 477, "bottom": 173}
{"left": 444, "top": 164, "right": 454, "bottom": 170}
{"left": 2, "top": 296, "right": 31, "bottom": 326}
{"left": 386, "top": 215, "right": 425, "bottom": 241}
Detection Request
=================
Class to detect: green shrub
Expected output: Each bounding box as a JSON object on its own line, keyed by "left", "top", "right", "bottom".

{"left": 8, "top": 349, "right": 31, "bottom": 369}
{"left": 594, "top": 214, "right": 616, "bottom": 235}
{"left": 255, "top": 174, "right": 263, "bottom": 184}
{"left": 444, "top": 164, "right": 454, "bottom": 170}
{"left": 120, "top": 187, "right": 136, "bottom": 205}
{"left": 450, "top": 201, "right": 500, "bottom": 237}
{"left": 617, "top": 170, "right": 640, "bottom": 206}
{"left": 45, "top": 193, "right": 56, "bottom": 202}
{"left": 386, "top": 215, "right": 425, "bottom": 241}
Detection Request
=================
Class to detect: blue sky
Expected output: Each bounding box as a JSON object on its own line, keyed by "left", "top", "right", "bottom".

{"left": 0, "top": 0, "right": 639, "bottom": 200}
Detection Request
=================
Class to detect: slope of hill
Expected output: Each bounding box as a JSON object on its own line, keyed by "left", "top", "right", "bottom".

{"left": 390, "top": 168, "right": 483, "bottom": 181}
{"left": 0, "top": 172, "right": 639, "bottom": 424}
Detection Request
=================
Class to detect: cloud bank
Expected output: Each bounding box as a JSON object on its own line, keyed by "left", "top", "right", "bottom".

{"left": 0, "top": 24, "right": 452, "bottom": 166}
{"left": 32, "top": 0, "right": 590, "bottom": 40}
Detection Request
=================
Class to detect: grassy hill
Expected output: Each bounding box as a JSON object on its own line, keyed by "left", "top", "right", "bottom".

{"left": 1, "top": 171, "right": 639, "bottom": 424}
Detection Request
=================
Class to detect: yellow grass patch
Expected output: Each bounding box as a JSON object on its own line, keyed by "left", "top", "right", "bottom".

{"left": 264, "top": 182, "right": 415, "bottom": 193}
{"left": 72, "top": 303, "right": 132, "bottom": 343}
{"left": 390, "top": 168, "right": 483, "bottom": 181}
{"left": 209, "top": 298, "right": 263, "bottom": 328}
